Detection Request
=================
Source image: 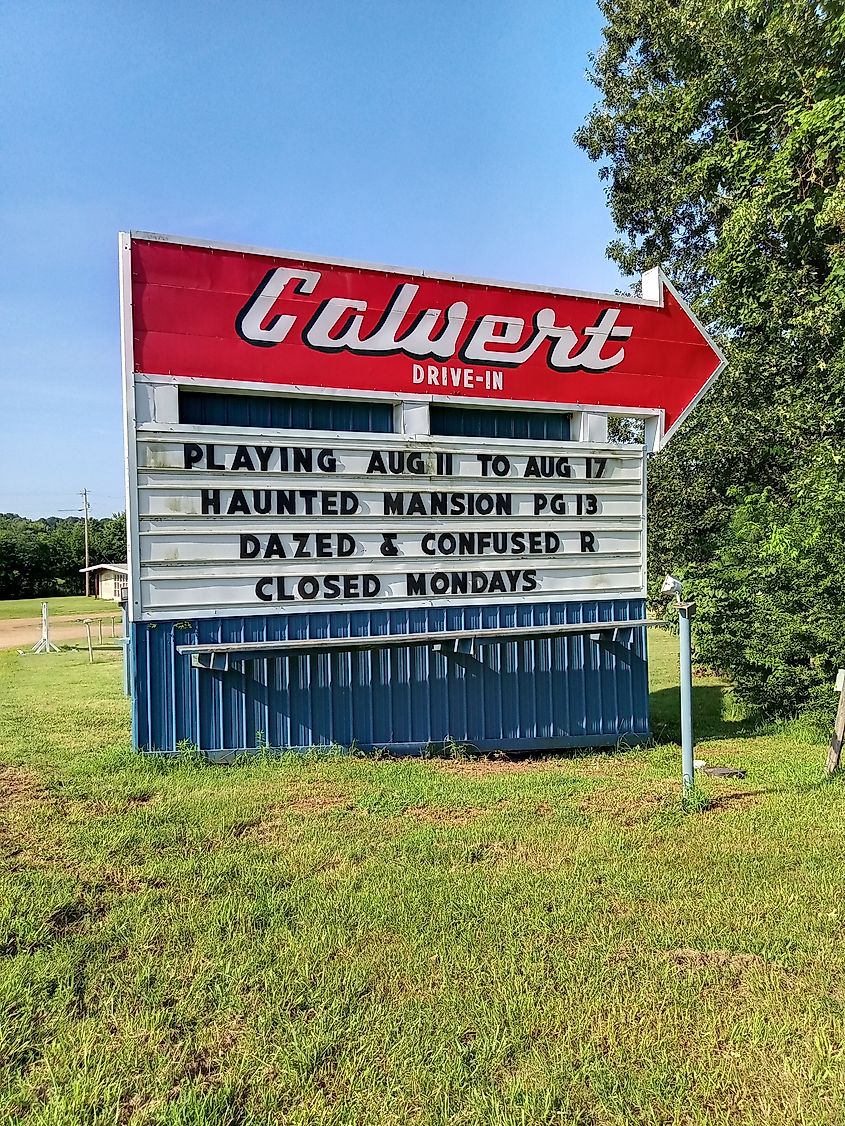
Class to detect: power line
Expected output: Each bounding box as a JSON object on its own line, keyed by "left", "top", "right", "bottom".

{"left": 81, "top": 488, "right": 91, "bottom": 597}
{"left": 53, "top": 490, "right": 92, "bottom": 594}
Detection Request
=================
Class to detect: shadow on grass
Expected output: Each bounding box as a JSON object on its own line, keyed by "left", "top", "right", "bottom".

{"left": 650, "top": 684, "right": 760, "bottom": 744}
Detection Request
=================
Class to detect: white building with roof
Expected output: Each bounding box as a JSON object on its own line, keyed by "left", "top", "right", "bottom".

{"left": 80, "top": 564, "right": 128, "bottom": 602}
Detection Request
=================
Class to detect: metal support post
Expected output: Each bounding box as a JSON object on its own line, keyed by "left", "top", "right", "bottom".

{"left": 122, "top": 604, "right": 131, "bottom": 697}
{"left": 32, "top": 602, "right": 60, "bottom": 654}
{"left": 661, "top": 575, "right": 696, "bottom": 795}
{"left": 678, "top": 601, "right": 696, "bottom": 792}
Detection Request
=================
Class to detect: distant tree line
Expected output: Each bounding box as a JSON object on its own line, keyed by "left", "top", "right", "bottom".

{"left": 0, "top": 513, "right": 127, "bottom": 600}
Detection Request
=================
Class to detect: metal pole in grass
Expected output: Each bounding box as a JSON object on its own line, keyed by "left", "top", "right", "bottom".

{"left": 121, "top": 602, "right": 130, "bottom": 697}
{"left": 678, "top": 601, "right": 696, "bottom": 792}
{"left": 825, "top": 669, "right": 845, "bottom": 775}
{"left": 662, "top": 576, "right": 696, "bottom": 794}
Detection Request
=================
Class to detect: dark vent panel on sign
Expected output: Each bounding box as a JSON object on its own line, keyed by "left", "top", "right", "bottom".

{"left": 430, "top": 406, "right": 571, "bottom": 441}
{"left": 179, "top": 390, "right": 394, "bottom": 433}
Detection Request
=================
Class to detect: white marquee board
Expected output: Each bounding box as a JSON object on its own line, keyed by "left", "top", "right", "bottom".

{"left": 128, "top": 416, "right": 645, "bottom": 621}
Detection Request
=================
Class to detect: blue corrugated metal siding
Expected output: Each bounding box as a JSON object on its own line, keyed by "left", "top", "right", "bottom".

{"left": 178, "top": 389, "right": 394, "bottom": 433}
{"left": 430, "top": 405, "right": 571, "bottom": 441}
{"left": 131, "top": 599, "right": 650, "bottom": 756}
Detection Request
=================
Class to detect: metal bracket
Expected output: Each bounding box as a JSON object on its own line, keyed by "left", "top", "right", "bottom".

{"left": 191, "top": 652, "right": 231, "bottom": 672}
{"left": 589, "top": 626, "right": 634, "bottom": 645}
{"left": 179, "top": 619, "right": 667, "bottom": 671}
{"left": 432, "top": 637, "right": 476, "bottom": 657}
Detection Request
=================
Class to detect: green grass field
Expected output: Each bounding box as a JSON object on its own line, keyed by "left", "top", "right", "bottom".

{"left": 0, "top": 596, "right": 120, "bottom": 621}
{"left": 1, "top": 634, "right": 844, "bottom": 1125}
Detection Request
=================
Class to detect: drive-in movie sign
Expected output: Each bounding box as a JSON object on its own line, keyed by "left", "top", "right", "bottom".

{"left": 120, "top": 231, "right": 724, "bottom": 760}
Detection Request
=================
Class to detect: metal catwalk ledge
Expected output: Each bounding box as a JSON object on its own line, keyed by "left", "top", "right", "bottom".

{"left": 177, "top": 618, "right": 667, "bottom": 671}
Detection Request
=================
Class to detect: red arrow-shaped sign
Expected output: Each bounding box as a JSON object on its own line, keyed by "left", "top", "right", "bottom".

{"left": 127, "top": 233, "right": 725, "bottom": 447}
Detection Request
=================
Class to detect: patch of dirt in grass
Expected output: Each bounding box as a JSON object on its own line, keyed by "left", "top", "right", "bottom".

{"left": 578, "top": 781, "right": 766, "bottom": 823}
{"left": 116, "top": 1026, "right": 244, "bottom": 1121}
{"left": 117, "top": 1092, "right": 154, "bottom": 1125}
{"left": 403, "top": 805, "right": 487, "bottom": 827}
{"left": 0, "top": 764, "right": 50, "bottom": 807}
{"left": 0, "top": 770, "right": 168, "bottom": 891}
{"left": 98, "top": 867, "right": 168, "bottom": 893}
{"left": 126, "top": 792, "right": 160, "bottom": 807}
{"left": 173, "top": 1048, "right": 218, "bottom": 1091}
{"left": 610, "top": 945, "right": 793, "bottom": 992}
{"left": 155, "top": 1031, "right": 243, "bottom": 1113}
{"left": 0, "top": 766, "right": 56, "bottom": 865}
{"left": 475, "top": 839, "right": 565, "bottom": 870}
{"left": 3, "top": 892, "right": 112, "bottom": 957}
{"left": 502, "top": 799, "right": 557, "bottom": 818}
{"left": 435, "top": 757, "right": 563, "bottom": 778}
{"left": 707, "top": 788, "right": 768, "bottom": 811}
{"left": 48, "top": 898, "right": 106, "bottom": 935}
{"left": 578, "top": 781, "right": 677, "bottom": 824}
{"left": 285, "top": 792, "right": 354, "bottom": 814}
{"left": 245, "top": 784, "right": 354, "bottom": 841}
{"left": 276, "top": 782, "right": 354, "bottom": 815}
{"left": 576, "top": 753, "right": 649, "bottom": 777}
{"left": 314, "top": 855, "right": 360, "bottom": 879}
{"left": 665, "top": 947, "right": 778, "bottom": 975}
{"left": 87, "top": 791, "right": 163, "bottom": 815}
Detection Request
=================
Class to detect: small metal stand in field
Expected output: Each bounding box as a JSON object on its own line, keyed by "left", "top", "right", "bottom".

{"left": 81, "top": 618, "right": 94, "bottom": 663}
{"left": 31, "top": 602, "right": 60, "bottom": 655}
{"left": 662, "top": 575, "right": 696, "bottom": 794}
{"left": 825, "top": 668, "right": 845, "bottom": 776}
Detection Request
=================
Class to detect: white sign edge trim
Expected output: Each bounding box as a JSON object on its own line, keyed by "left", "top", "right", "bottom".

{"left": 127, "top": 228, "right": 663, "bottom": 309}
{"left": 135, "top": 371, "right": 667, "bottom": 429}
{"left": 119, "top": 233, "right": 143, "bottom": 624}
{"left": 132, "top": 587, "right": 650, "bottom": 624}
{"left": 646, "top": 270, "right": 727, "bottom": 450}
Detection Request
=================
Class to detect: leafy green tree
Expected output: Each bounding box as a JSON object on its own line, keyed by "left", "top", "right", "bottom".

{"left": 692, "top": 446, "right": 845, "bottom": 717}
{"left": 92, "top": 512, "right": 127, "bottom": 564}
{"left": 577, "top": 0, "right": 845, "bottom": 716}
{"left": 0, "top": 513, "right": 127, "bottom": 599}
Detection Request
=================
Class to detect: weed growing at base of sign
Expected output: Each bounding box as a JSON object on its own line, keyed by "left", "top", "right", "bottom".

{"left": 679, "top": 784, "right": 711, "bottom": 815}
{"left": 2, "top": 636, "right": 845, "bottom": 1124}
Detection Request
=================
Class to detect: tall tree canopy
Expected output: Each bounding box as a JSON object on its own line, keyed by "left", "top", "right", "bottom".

{"left": 577, "top": 0, "right": 845, "bottom": 716}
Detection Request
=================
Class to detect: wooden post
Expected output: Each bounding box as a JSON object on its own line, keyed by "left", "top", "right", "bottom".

{"left": 83, "top": 619, "right": 94, "bottom": 664}
{"left": 825, "top": 676, "right": 845, "bottom": 775}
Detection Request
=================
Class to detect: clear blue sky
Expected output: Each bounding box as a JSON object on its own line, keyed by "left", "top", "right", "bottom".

{"left": 0, "top": 0, "right": 624, "bottom": 519}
